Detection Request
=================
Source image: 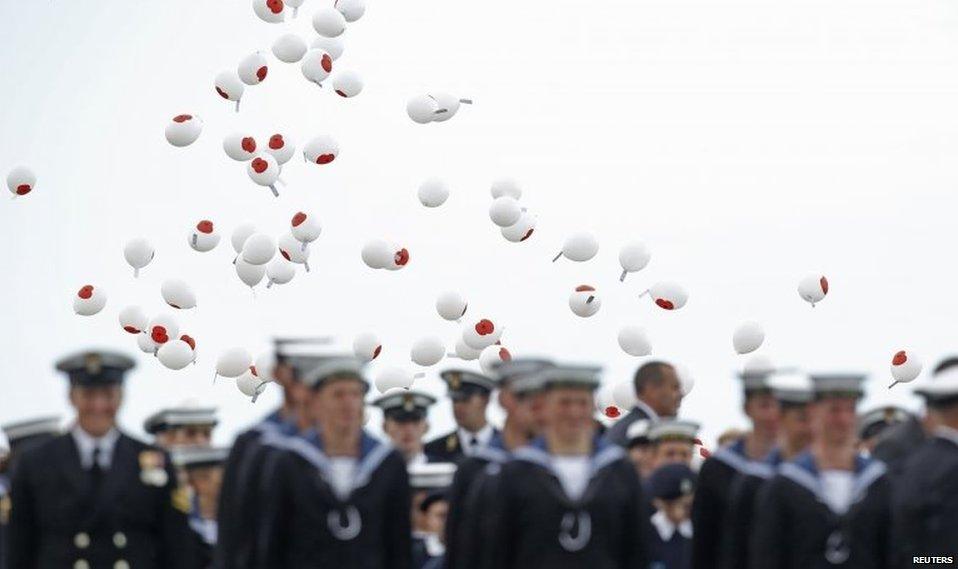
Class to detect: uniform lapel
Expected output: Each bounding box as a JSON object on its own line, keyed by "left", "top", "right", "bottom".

{"left": 57, "top": 434, "right": 87, "bottom": 497}
{"left": 85, "top": 435, "right": 135, "bottom": 528}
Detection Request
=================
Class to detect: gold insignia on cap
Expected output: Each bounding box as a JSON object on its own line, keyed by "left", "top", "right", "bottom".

{"left": 680, "top": 477, "right": 693, "bottom": 495}
{"left": 402, "top": 392, "right": 415, "bottom": 412}
{"left": 446, "top": 434, "right": 458, "bottom": 452}
{"left": 171, "top": 486, "right": 191, "bottom": 514}
{"left": 883, "top": 408, "right": 896, "bottom": 421}
{"left": 84, "top": 353, "right": 102, "bottom": 375}
{"left": 449, "top": 372, "right": 462, "bottom": 390}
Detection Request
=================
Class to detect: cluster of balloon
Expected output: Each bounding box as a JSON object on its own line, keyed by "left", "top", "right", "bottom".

{"left": 490, "top": 179, "right": 537, "bottom": 242}
{"left": 889, "top": 350, "right": 922, "bottom": 389}
{"left": 124, "top": 238, "right": 155, "bottom": 277}
{"left": 137, "top": 313, "right": 198, "bottom": 370}
{"left": 617, "top": 326, "right": 652, "bottom": 357}
{"left": 452, "top": 338, "right": 481, "bottom": 361}
{"left": 267, "top": 133, "right": 296, "bottom": 165}
{"left": 272, "top": 34, "right": 308, "bottom": 63}
{"left": 215, "top": 347, "right": 252, "bottom": 382}
{"left": 618, "top": 241, "right": 651, "bottom": 282}
{"left": 189, "top": 220, "right": 221, "bottom": 252}
{"left": 157, "top": 335, "right": 197, "bottom": 371}
{"left": 553, "top": 232, "right": 598, "bottom": 263}
{"left": 361, "top": 239, "right": 410, "bottom": 271}
{"left": 164, "top": 114, "right": 203, "bottom": 147}
{"left": 312, "top": 35, "right": 345, "bottom": 61}
{"left": 6, "top": 166, "right": 36, "bottom": 197}
{"left": 798, "top": 274, "right": 828, "bottom": 307}
{"left": 238, "top": 52, "right": 269, "bottom": 86}
{"left": 641, "top": 281, "right": 688, "bottom": 311}
{"left": 436, "top": 291, "right": 468, "bottom": 322}
{"left": 732, "top": 321, "right": 765, "bottom": 355}
{"left": 214, "top": 70, "right": 244, "bottom": 112}
{"left": 353, "top": 332, "right": 382, "bottom": 361}
{"left": 231, "top": 223, "right": 257, "bottom": 263}
{"left": 266, "top": 257, "right": 296, "bottom": 288}
{"left": 290, "top": 211, "right": 321, "bottom": 250}
{"left": 73, "top": 285, "right": 107, "bottom": 316}
{"left": 569, "top": 285, "right": 601, "bottom": 318}
{"left": 376, "top": 367, "right": 414, "bottom": 393}
{"left": 252, "top": 0, "right": 286, "bottom": 23}
{"left": 461, "top": 317, "right": 504, "bottom": 350}
{"left": 303, "top": 135, "right": 339, "bottom": 165}
{"left": 418, "top": 178, "right": 450, "bottom": 208}
{"left": 235, "top": 233, "right": 276, "bottom": 291}
{"left": 161, "top": 279, "right": 197, "bottom": 310}
{"left": 407, "top": 93, "right": 473, "bottom": 124}
{"left": 278, "top": 232, "right": 311, "bottom": 272}
{"left": 332, "top": 71, "right": 364, "bottom": 98}
{"left": 247, "top": 153, "right": 283, "bottom": 197}
{"left": 411, "top": 336, "right": 445, "bottom": 367}
{"left": 479, "top": 344, "right": 512, "bottom": 375}
{"left": 224, "top": 133, "right": 258, "bottom": 161}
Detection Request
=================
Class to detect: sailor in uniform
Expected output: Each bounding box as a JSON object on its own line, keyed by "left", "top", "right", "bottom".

{"left": 6, "top": 350, "right": 193, "bottom": 569}
{"left": 604, "top": 361, "right": 682, "bottom": 447}
{"left": 691, "top": 370, "right": 780, "bottom": 569}
{"left": 719, "top": 372, "right": 813, "bottom": 569}
{"left": 893, "top": 360, "right": 958, "bottom": 561}
{"left": 172, "top": 446, "right": 229, "bottom": 569}
{"left": 749, "top": 373, "right": 893, "bottom": 569}
{"left": 409, "top": 463, "right": 456, "bottom": 569}
{"left": 143, "top": 404, "right": 218, "bottom": 450}
{"left": 423, "top": 369, "right": 499, "bottom": 462}
{"left": 648, "top": 420, "right": 701, "bottom": 470}
{"left": 373, "top": 389, "right": 438, "bottom": 466}
{"left": 444, "top": 358, "right": 554, "bottom": 569}
{"left": 486, "top": 364, "right": 651, "bottom": 569}
{"left": 647, "top": 463, "right": 697, "bottom": 569}
{"left": 625, "top": 419, "right": 656, "bottom": 479}
{"left": 257, "top": 356, "right": 412, "bottom": 569}
{"left": 856, "top": 406, "right": 912, "bottom": 455}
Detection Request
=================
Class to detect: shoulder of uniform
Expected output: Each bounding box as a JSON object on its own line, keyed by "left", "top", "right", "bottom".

{"left": 16, "top": 433, "right": 66, "bottom": 465}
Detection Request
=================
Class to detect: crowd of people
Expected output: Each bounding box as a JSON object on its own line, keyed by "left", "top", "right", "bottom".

{"left": 0, "top": 339, "right": 956, "bottom": 569}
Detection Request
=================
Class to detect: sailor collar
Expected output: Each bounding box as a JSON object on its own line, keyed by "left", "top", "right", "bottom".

{"left": 778, "top": 452, "right": 886, "bottom": 515}
{"left": 935, "top": 425, "right": 958, "bottom": 448}
{"left": 711, "top": 437, "right": 753, "bottom": 473}
{"left": 512, "top": 436, "right": 626, "bottom": 481}
{"left": 742, "top": 446, "right": 786, "bottom": 479}
{"left": 472, "top": 431, "right": 511, "bottom": 465}
{"left": 278, "top": 429, "right": 395, "bottom": 498}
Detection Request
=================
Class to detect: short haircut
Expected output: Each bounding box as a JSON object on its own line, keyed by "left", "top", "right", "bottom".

{"left": 633, "top": 361, "right": 674, "bottom": 395}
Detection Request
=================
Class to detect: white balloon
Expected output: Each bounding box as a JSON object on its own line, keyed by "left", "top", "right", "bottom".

{"left": 278, "top": 232, "right": 311, "bottom": 269}
{"left": 290, "top": 212, "right": 322, "bottom": 245}
{"left": 733, "top": 321, "right": 765, "bottom": 355}
{"left": 252, "top": 0, "right": 285, "bottom": 23}
{"left": 436, "top": 291, "right": 467, "bottom": 321}
{"left": 430, "top": 92, "right": 462, "bottom": 122}
{"left": 489, "top": 196, "right": 522, "bottom": 227}
{"left": 73, "top": 285, "right": 107, "bottom": 316}
{"left": 161, "top": 279, "right": 197, "bottom": 310}
{"left": 612, "top": 380, "right": 638, "bottom": 409}
{"left": 411, "top": 336, "right": 445, "bottom": 367}
{"left": 490, "top": 178, "right": 521, "bottom": 200}
{"left": 272, "top": 33, "right": 308, "bottom": 62}
{"left": 6, "top": 165, "right": 36, "bottom": 196}
{"left": 123, "top": 238, "right": 154, "bottom": 277}
{"left": 137, "top": 332, "right": 159, "bottom": 354}
{"left": 648, "top": 281, "right": 689, "bottom": 311}
{"left": 157, "top": 340, "right": 195, "bottom": 370}
{"left": 479, "top": 345, "right": 512, "bottom": 376}
{"left": 254, "top": 352, "right": 277, "bottom": 382}
{"left": 407, "top": 95, "right": 439, "bottom": 124}
{"left": 332, "top": 71, "right": 363, "bottom": 98}
{"left": 384, "top": 246, "right": 410, "bottom": 271}
{"left": 189, "top": 220, "right": 220, "bottom": 252}
{"left": 595, "top": 385, "right": 620, "bottom": 417}
{"left": 223, "top": 133, "right": 258, "bottom": 161}
{"left": 237, "top": 370, "right": 267, "bottom": 400}
{"left": 237, "top": 51, "right": 269, "bottom": 86}
{"left": 214, "top": 70, "right": 244, "bottom": 111}
{"left": 235, "top": 257, "right": 266, "bottom": 288}
{"left": 618, "top": 241, "right": 651, "bottom": 281}
{"left": 375, "top": 367, "right": 413, "bottom": 393}
{"left": 312, "top": 7, "right": 346, "bottom": 37}
{"left": 568, "top": 285, "right": 601, "bottom": 318}
{"left": 265, "top": 133, "right": 295, "bottom": 165}
{"left": 798, "top": 274, "right": 829, "bottom": 306}
{"left": 890, "top": 350, "right": 922, "bottom": 384}
{"left": 555, "top": 232, "right": 599, "bottom": 263}
{"left": 361, "top": 239, "right": 393, "bottom": 269}
{"left": 462, "top": 318, "right": 503, "bottom": 350}
{"left": 617, "top": 326, "right": 652, "bottom": 357}
{"left": 266, "top": 257, "right": 296, "bottom": 287}
{"left": 147, "top": 314, "right": 180, "bottom": 346}
{"left": 165, "top": 114, "right": 202, "bottom": 147}
{"left": 454, "top": 338, "right": 481, "bottom": 361}
{"left": 303, "top": 135, "right": 339, "bottom": 165}
{"left": 677, "top": 365, "right": 695, "bottom": 396}
{"left": 231, "top": 223, "right": 257, "bottom": 254}
{"left": 418, "top": 178, "right": 449, "bottom": 208}
{"left": 501, "top": 212, "right": 537, "bottom": 243}
{"left": 335, "top": 0, "right": 365, "bottom": 22}
{"left": 242, "top": 234, "right": 276, "bottom": 265}
{"left": 247, "top": 154, "right": 281, "bottom": 196}
{"left": 118, "top": 305, "right": 148, "bottom": 334}
{"left": 353, "top": 332, "right": 382, "bottom": 361}
{"left": 217, "top": 347, "right": 252, "bottom": 378}
{"left": 311, "top": 35, "right": 345, "bottom": 60}
{"left": 743, "top": 354, "right": 775, "bottom": 377}
{"left": 301, "top": 49, "right": 333, "bottom": 85}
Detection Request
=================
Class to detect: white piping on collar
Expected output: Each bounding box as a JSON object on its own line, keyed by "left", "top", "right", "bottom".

{"left": 779, "top": 460, "right": 886, "bottom": 515}
{"left": 743, "top": 460, "right": 775, "bottom": 479}
{"left": 711, "top": 445, "right": 750, "bottom": 474}
{"left": 633, "top": 399, "right": 660, "bottom": 422}
{"left": 935, "top": 426, "right": 958, "bottom": 448}
{"left": 279, "top": 435, "right": 396, "bottom": 496}
{"left": 473, "top": 444, "right": 510, "bottom": 464}
{"left": 512, "top": 444, "right": 625, "bottom": 480}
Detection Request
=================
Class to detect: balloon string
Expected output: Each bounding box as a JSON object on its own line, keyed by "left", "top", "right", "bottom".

{"left": 293, "top": 6, "right": 298, "bottom": 16}
{"left": 459, "top": 99, "right": 473, "bottom": 104}
{"left": 639, "top": 289, "right": 650, "bottom": 299}
{"left": 235, "top": 100, "right": 240, "bottom": 113}
{"left": 552, "top": 252, "right": 562, "bottom": 262}
{"left": 212, "top": 371, "right": 218, "bottom": 385}
{"left": 301, "top": 241, "right": 308, "bottom": 251}
{"left": 269, "top": 185, "right": 279, "bottom": 197}
{"left": 888, "top": 380, "right": 899, "bottom": 389}
{"left": 305, "top": 261, "right": 311, "bottom": 272}
{"left": 134, "top": 268, "right": 140, "bottom": 278}
{"left": 267, "top": 280, "right": 274, "bottom": 289}
{"left": 434, "top": 109, "right": 449, "bottom": 114}
{"left": 192, "top": 234, "right": 198, "bottom": 247}
{"left": 619, "top": 270, "right": 628, "bottom": 282}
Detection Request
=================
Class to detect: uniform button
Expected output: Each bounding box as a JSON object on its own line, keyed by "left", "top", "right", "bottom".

{"left": 113, "top": 532, "right": 127, "bottom": 548}
{"left": 114, "top": 560, "right": 130, "bottom": 569}
{"left": 74, "top": 560, "right": 90, "bottom": 569}
{"left": 73, "top": 533, "right": 90, "bottom": 549}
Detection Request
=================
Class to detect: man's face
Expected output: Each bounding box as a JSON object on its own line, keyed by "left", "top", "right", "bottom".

{"left": 315, "top": 378, "right": 365, "bottom": 434}
{"left": 654, "top": 440, "right": 694, "bottom": 468}
{"left": 187, "top": 465, "right": 224, "bottom": 501}
{"left": 70, "top": 384, "right": 122, "bottom": 437}
{"left": 452, "top": 392, "right": 488, "bottom": 431}
{"left": 423, "top": 500, "right": 449, "bottom": 535}
{"left": 640, "top": 366, "right": 682, "bottom": 417}
{"left": 543, "top": 387, "right": 595, "bottom": 442}
{"left": 745, "top": 392, "right": 781, "bottom": 435}
{"left": 383, "top": 418, "right": 427, "bottom": 456}
{"left": 810, "top": 397, "right": 858, "bottom": 446}
{"left": 653, "top": 494, "right": 694, "bottom": 525}
{"left": 170, "top": 425, "right": 214, "bottom": 447}
{"left": 501, "top": 387, "right": 539, "bottom": 438}
{"left": 781, "top": 405, "right": 812, "bottom": 451}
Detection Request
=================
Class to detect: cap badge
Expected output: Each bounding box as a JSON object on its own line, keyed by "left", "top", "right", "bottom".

{"left": 84, "top": 354, "right": 103, "bottom": 375}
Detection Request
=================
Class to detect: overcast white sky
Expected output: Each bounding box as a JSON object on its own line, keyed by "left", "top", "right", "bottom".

{"left": 2, "top": 0, "right": 958, "bottom": 447}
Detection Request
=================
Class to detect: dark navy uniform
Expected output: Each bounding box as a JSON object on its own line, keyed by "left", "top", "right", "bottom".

{"left": 423, "top": 370, "right": 499, "bottom": 463}
{"left": 749, "top": 452, "right": 893, "bottom": 569}
{"left": 647, "top": 463, "right": 696, "bottom": 569}
{"left": 717, "top": 449, "right": 782, "bottom": 569}
{"left": 408, "top": 463, "right": 456, "bottom": 569}
{"left": 6, "top": 350, "right": 193, "bottom": 569}
{"left": 171, "top": 445, "right": 229, "bottom": 569}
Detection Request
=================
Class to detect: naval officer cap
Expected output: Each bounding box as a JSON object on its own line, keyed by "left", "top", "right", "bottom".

{"left": 532, "top": 364, "right": 602, "bottom": 391}
{"left": 143, "top": 405, "right": 218, "bottom": 435}
{"left": 171, "top": 445, "right": 230, "bottom": 470}
{"left": 626, "top": 419, "right": 654, "bottom": 448}
{"left": 648, "top": 463, "right": 698, "bottom": 501}
{"left": 373, "top": 389, "right": 437, "bottom": 422}
{"left": 810, "top": 372, "right": 867, "bottom": 399}
{"left": 0, "top": 416, "right": 61, "bottom": 449}
{"left": 56, "top": 350, "right": 136, "bottom": 387}
{"left": 490, "top": 358, "right": 555, "bottom": 386}
{"left": 858, "top": 406, "right": 913, "bottom": 441}
{"left": 649, "top": 419, "right": 701, "bottom": 444}
{"left": 738, "top": 369, "right": 774, "bottom": 394}
{"left": 303, "top": 356, "right": 369, "bottom": 391}
{"left": 915, "top": 358, "right": 958, "bottom": 408}
{"left": 440, "top": 369, "right": 497, "bottom": 400}
{"left": 767, "top": 369, "right": 814, "bottom": 407}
